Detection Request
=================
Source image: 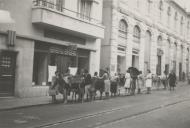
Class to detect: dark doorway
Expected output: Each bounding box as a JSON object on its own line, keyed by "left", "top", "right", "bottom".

{"left": 165, "top": 64, "right": 169, "bottom": 75}
{"left": 0, "top": 51, "right": 17, "bottom": 96}
{"left": 179, "top": 63, "right": 182, "bottom": 81}
{"left": 157, "top": 55, "right": 162, "bottom": 75}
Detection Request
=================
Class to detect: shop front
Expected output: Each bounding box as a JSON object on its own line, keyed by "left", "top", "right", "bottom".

{"left": 32, "top": 42, "right": 90, "bottom": 86}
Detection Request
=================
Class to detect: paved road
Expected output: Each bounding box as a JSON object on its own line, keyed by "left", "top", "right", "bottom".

{"left": 0, "top": 84, "right": 190, "bottom": 128}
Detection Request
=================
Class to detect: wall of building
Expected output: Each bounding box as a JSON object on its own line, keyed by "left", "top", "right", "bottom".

{"left": 101, "top": 0, "right": 190, "bottom": 77}
{"left": 0, "top": 0, "right": 104, "bottom": 97}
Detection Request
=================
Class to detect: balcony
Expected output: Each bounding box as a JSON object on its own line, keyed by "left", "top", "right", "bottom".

{"left": 32, "top": 0, "right": 104, "bottom": 39}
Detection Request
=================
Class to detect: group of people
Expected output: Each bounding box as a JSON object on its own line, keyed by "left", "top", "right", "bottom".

{"left": 48, "top": 68, "right": 177, "bottom": 103}
{"left": 124, "top": 69, "right": 177, "bottom": 96}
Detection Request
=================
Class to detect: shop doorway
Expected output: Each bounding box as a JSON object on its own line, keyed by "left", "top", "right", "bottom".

{"left": 0, "top": 51, "right": 17, "bottom": 96}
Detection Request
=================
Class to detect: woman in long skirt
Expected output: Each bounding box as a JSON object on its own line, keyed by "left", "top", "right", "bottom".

{"left": 103, "top": 71, "right": 110, "bottom": 98}
{"left": 168, "top": 70, "right": 177, "bottom": 91}
{"left": 137, "top": 71, "right": 144, "bottom": 94}
{"left": 124, "top": 70, "right": 131, "bottom": 95}
{"left": 145, "top": 70, "right": 152, "bottom": 94}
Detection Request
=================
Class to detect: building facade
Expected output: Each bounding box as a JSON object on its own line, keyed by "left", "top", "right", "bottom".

{"left": 101, "top": 0, "right": 190, "bottom": 79}
{"left": 0, "top": 0, "right": 104, "bottom": 97}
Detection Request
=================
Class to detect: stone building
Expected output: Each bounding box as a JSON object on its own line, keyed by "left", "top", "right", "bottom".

{"left": 0, "top": 0, "right": 104, "bottom": 97}
{"left": 101, "top": 0, "right": 190, "bottom": 79}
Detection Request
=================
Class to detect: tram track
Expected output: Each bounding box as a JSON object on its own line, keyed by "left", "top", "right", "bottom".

{"left": 31, "top": 94, "right": 190, "bottom": 128}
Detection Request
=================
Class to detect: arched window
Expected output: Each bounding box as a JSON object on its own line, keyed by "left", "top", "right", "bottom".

{"left": 147, "top": 0, "right": 153, "bottom": 14}
{"left": 180, "top": 16, "right": 184, "bottom": 35}
{"left": 174, "top": 12, "right": 178, "bottom": 30}
{"left": 133, "top": 25, "right": 141, "bottom": 44}
{"left": 159, "top": 0, "right": 164, "bottom": 20}
{"left": 157, "top": 36, "right": 162, "bottom": 47}
{"left": 174, "top": 12, "right": 178, "bottom": 20}
{"left": 119, "top": 20, "right": 128, "bottom": 35}
{"left": 187, "top": 21, "right": 190, "bottom": 37}
{"left": 159, "top": 0, "right": 163, "bottom": 10}
{"left": 118, "top": 20, "right": 128, "bottom": 46}
{"left": 167, "top": 6, "right": 171, "bottom": 16}
{"left": 167, "top": 7, "right": 171, "bottom": 27}
{"left": 174, "top": 43, "right": 177, "bottom": 60}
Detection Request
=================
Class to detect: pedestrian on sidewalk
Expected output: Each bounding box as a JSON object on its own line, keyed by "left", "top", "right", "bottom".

{"left": 124, "top": 70, "right": 131, "bottom": 95}
{"left": 110, "top": 73, "right": 119, "bottom": 97}
{"left": 49, "top": 71, "right": 66, "bottom": 103}
{"left": 168, "top": 70, "right": 177, "bottom": 91}
{"left": 102, "top": 70, "right": 111, "bottom": 99}
{"left": 188, "top": 72, "right": 190, "bottom": 84}
{"left": 145, "top": 70, "right": 152, "bottom": 94}
{"left": 84, "top": 69, "right": 92, "bottom": 101}
{"left": 156, "top": 76, "right": 162, "bottom": 90}
{"left": 137, "top": 71, "right": 144, "bottom": 94}
{"left": 161, "top": 71, "right": 168, "bottom": 90}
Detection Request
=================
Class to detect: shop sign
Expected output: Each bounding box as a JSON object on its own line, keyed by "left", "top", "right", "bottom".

{"left": 64, "top": 45, "right": 77, "bottom": 56}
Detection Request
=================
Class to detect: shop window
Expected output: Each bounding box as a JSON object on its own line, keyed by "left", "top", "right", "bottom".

{"left": 32, "top": 52, "right": 48, "bottom": 86}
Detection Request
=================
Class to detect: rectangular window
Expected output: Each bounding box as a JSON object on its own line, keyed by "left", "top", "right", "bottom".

{"left": 56, "top": 0, "right": 64, "bottom": 11}
{"left": 79, "top": 0, "right": 92, "bottom": 20}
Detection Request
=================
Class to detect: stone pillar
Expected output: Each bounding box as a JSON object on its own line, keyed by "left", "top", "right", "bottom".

{"left": 89, "top": 39, "right": 101, "bottom": 75}
{"left": 150, "top": 29, "right": 158, "bottom": 75}
{"left": 162, "top": 33, "right": 168, "bottom": 73}
{"left": 139, "top": 26, "right": 145, "bottom": 73}
{"left": 176, "top": 42, "right": 182, "bottom": 79}
{"left": 126, "top": 22, "right": 134, "bottom": 70}
{"left": 182, "top": 43, "right": 187, "bottom": 73}
{"left": 187, "top": 45, "right": 190, "bottom": 75}
{"left": 169, "top": 38, "right": 174, "bottom": 71}
{"left": 109, "top": 1, "right": 119, "bottom": 76}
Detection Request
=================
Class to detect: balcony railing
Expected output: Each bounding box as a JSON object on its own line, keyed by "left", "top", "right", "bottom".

{"left": 33, "top": 0, "right": 102, "bottom": 25}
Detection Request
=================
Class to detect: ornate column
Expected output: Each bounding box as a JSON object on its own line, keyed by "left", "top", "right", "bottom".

{"left": 169, "top": 38, "right": 175, "bottom": 71}
{"left": 182, "top": 43, "right": 187, "bottom": 73}
{"left": 108, "top": 0, "right": 119, "bottom": 76}
{"left": 126, "top": 21, "right": 134, "bottom": 70}
{"left": 138, "top": 24, "right": 146, "bottom": 73}
{"left": 162, "top": 33, "right": 168, "bottom": 73}
{"left": 150, "top": 29, "right": 158, "bottom": 75}
{"left": 176, "top": 41, "right": 182, "bottom": 79}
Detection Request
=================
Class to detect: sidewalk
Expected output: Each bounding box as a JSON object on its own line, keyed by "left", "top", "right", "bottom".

{"left": 0, "top": 82, "right": 188, "bottom": 111}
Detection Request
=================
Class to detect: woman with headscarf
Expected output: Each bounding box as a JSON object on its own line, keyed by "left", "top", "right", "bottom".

{"left": 168, "top": 70, "right": 177, "bottom": 91}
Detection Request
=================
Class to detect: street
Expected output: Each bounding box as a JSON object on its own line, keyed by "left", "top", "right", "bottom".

{"left": 0, "top": 84, "right": 190, "bottom": 128}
